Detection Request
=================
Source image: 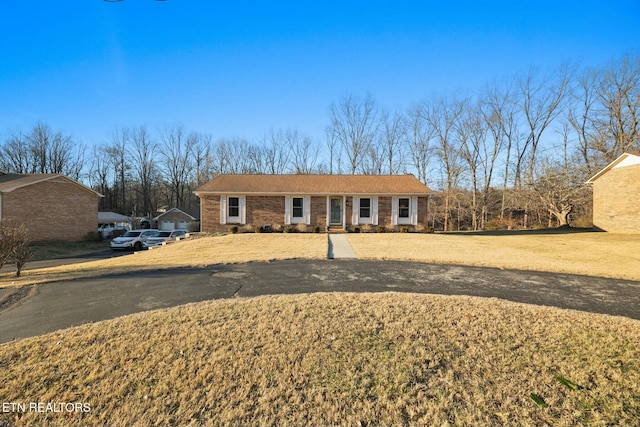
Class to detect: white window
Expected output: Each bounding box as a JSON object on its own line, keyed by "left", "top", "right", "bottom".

{"left": 360, "top": 198, "right": 371, "bottom": 218}
{"left": 220, "top": 195, "right": 246, "bottom": 224}
{"left": 392, "top": 196, "right": 418, "bottom": 226}
{"left": 352, "top": 196, "right": 378, "bottom": 225}
{"left": 228, "top": 197, "right": 240, "bottom": 218}
{"left": 285, "top": 196, "right": 310, "bottom": 224}
{"left": 292, "top": 197, "right": 304, "bottom": 218}
{"left": 398, "top": 198, "right": 410, "bottom": 219}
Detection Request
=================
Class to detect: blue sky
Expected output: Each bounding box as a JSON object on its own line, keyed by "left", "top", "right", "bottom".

{"left": 1, "top": 1, "right": 639, "bottom": 147}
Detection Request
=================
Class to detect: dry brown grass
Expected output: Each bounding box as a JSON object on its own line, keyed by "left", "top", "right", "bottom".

{"left": 0, "top": 234, "right": 327, "bottom": 287}
{"left": 347, "top": 232, "right": 640, "bottom": 281}
{"left": 0, "top": 292, "right": 638, "bottom": 426}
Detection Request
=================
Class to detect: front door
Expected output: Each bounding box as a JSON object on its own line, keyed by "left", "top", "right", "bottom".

{"left": 330, "top": 197, "right": 342, "bottom": 225}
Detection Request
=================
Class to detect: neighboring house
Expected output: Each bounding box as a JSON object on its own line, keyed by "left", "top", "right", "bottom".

{"left": 0, "top": 173, "right": 102, "bottom": 241}
{"left": 586, "top": 152, "right": 640, "bottom": 233}
{"left": 195, "top": 174, "right": 432, "bottom": 232}
{"left": 153, "top": 207, "right": 200, "bottom": 231}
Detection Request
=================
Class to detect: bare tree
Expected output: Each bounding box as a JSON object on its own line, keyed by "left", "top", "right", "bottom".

{"left": 514, "top": 66, "right": 572, "bottom": 228}
{"left": 130, "top": 126, "right": 157, "bottom": 216}
{"left": 0, "top": 123, "right": 85, "bottom": 179}
{"left": 379, "top": 109, "right": 407, "bottom": 174}
{"left": 328, "top": 93, "right": 379, "bottom": 174}
{"left": 214, "top": 137, "right": 255, "bottom": 174}
{"left": 107, "top": 127, "right": 130, "bottom": 213}
{"left": 422, "top": 96, "right": 466, "bottom": 231}
{"left": 0, "top": 130, "right": 32, "bottom": 173}
{"left": 325, "top": 126, "right": 341, "bottom": 174}
{"left": 1, "top": 222, "right": 32, "bottom": 277}
{"left": 532, "top": 156, "right": 591, "bottom": 227}
{"left": 88, "top": 145, "right": 114, "bottom": 211}
{"left": 592, "top": 54, "right": 640, "bottom": 162}
{"left": 192, "top": 133, "right": 213, "bottom": 188}
{"left": 406, "top": 103, "right": 432, "bottom": 185}
{"left": 567, "top": 67, "right": 599, "bottom": 174}
{"left": 259, "top": 128, "right": 292, "bottom": 174}
{"left": 477, "top": 83, "right": 513, "bottom": 226}
{"left": 457, "top": 104, "right": 489, "bottom": 230}
{"left": 288, "top": 130, "right": 320, "bottom": 174}
{"left": 515, "top": 66, "right": 572, "bottom": 187}
{"left": 159, "top": 125, "right": 196, "bottom": 208}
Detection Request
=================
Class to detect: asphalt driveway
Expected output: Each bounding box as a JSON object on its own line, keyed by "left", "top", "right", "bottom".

{"left": 1, "top": 259, "right": 639, "bottom": 343}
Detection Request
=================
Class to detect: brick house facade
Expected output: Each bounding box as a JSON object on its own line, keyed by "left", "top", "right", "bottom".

{"left": 0, "top": 173, "right": 102, "bottom": 241}
{"left": 195, "top": 174, "right": 432, "bottom": 233}
{"left": 586, "top": 153, "right": 640, "bottom": 233}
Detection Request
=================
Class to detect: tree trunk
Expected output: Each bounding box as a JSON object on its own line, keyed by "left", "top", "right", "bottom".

{"left": 550, "top": 204, "right": 573, "bottom": 227}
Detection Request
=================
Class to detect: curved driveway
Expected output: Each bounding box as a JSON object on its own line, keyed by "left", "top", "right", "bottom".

{"left": 1, "top": 259, "right": 639, "bottom": 342}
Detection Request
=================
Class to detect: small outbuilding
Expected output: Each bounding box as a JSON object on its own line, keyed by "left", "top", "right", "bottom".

{"left": 586, "top": 152, "right": 640, "bottom": 233}
{"left": 0, "top": 173, "right": 102, "bottom": 241}
{"left": 195, "top": 174, "right": 431, "bottom": 233}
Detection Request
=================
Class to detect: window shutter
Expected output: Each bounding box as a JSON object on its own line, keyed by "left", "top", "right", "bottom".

{"left": 284, "top": 196, "right": 291, "bottom": 225}
{"left": 304, "top": 196, "right": 311, "bottom": 224}
{"left": 391, "top": 197, "right": 398, "bottom": 225}
{"left": 240, "top": 196, "right": 246, "bottom": 224}
{"left": 372, "top": 197, "right": 378, "bottom": 225}
{"left": 411, "top": 196, "right": 418, "bottom": 225}
{"left": 352, "top": 197, "right": 360, "bottom": 225}
{"left": 220, "top": 196, "right": 227, "bottom": 224}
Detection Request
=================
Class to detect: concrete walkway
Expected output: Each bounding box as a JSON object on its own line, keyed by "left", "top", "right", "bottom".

{"left": 328, "top": 234, "right": 357, "bottom": 259}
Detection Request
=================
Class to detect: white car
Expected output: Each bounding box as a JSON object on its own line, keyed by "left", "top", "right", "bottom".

{"left": 143, "top": 230, "right": 187, "bottom": 248}
{"left": 110, "top": 229, "right": 158, "bottom": 251}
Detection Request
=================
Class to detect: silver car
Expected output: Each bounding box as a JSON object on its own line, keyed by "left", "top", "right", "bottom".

{"left": 110, "top": 229, "right": 158, "bottom": 251}
{"left": 143, "top": 230, "right": 187, "bottom": 248}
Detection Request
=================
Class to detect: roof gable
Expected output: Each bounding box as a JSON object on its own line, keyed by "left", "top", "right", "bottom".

{"left": 155, "top": 207, "right": 200, "bottom": 220}
{"left": 586, "top": 153, "right": 640, "bottom": 183}
{"left": 195, "top": 174, "right": 431, "bottom": 195}
{"left": 0, "top": 173, "right": 103, "bottom": 197}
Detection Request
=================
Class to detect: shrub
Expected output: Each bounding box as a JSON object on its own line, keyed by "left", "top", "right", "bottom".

{"left": 229, "top": 226, "right": 239, "bottom": 234}
{"left": 313, "top": 226, "right": 321, "bottom": 234}
{"left": 352, "top": 227, "right": 361, "bottom": 233}
{"left": 255, "top": 226, "right": 263, "bottom": 233}
{"left": 400, "top": 227, "right": 409, "bottom": 233}
{"left": 375, "top": 226, "right": 386, "bottom": 233}
{"left": 283, "top": 227, "right": 292, "bottom": 233}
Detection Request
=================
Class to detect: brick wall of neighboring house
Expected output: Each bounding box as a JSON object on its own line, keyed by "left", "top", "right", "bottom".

{"left": 592, "top": 165, "right": 640, "bottom": 233}
{"left": 2, "top": 179, "right": 99, "bottom": 241}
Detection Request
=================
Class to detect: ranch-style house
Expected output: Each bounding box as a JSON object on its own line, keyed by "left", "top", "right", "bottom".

{"left": 195, "top": 174, "right": 432, "bottom": 233}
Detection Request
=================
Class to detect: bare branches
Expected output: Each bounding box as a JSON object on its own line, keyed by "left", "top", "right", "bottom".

{"left": 328, "top": 93, "right": 379, "bottom": 174}
{"left": 0, "top": 222, "right": 32, "bottom": 277}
